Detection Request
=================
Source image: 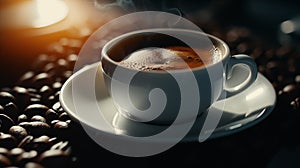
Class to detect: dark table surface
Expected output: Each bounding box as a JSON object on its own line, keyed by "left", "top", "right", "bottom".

{"left": 1, "top": 0, "right": 300, "bottom": 167}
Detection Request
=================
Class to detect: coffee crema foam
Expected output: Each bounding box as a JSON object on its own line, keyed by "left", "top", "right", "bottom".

{"left": 119, "top": 46, "right": 219, "bottom": 71}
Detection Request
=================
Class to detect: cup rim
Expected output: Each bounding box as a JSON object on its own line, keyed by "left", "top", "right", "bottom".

{"left": 101, "top": 28, "right": 230, "bottom": 74}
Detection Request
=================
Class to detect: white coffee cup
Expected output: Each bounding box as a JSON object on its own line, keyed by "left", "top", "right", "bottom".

{"left": 101, "top": 28, "right": 257, "bottom": 125}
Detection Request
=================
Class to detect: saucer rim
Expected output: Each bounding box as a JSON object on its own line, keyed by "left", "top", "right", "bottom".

{"left": 60, "top": 62, "right": 276, "bottom": 143}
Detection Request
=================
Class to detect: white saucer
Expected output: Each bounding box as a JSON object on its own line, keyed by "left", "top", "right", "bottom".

{"left": 60, "top": 62, "right": 276, "bottom": 143}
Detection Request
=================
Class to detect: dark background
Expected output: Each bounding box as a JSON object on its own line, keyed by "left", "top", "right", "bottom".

{"left": 1, "top": 0, "right": 300, "bottom": 87}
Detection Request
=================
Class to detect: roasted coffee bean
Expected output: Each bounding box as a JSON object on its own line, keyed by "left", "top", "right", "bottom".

{"left": 62, "top": 70, "right": 72, "bottom": 80}
{"left": 39, "top": 86, "right": 53, "bottom": 100}
{"left": 0, "top": 92, "right": 15, "bottom": 106}
{"left": 0, "top": 132, "right": 17, "bottom": 149}
{"left": 30, "top": 97, "right": 42, "bottom": 105}
{"left": 11, "top": 86, "right": 30, "bottom": 110}
{"left": 65, "top": 120, "right": 71, "bottom": 124}
{"left": 19, "top": 122, "right": 50, "bottom": 136}
{"left": 9, "top": 126, "right": 28, "bottom": 140}
{"left": 0, "top": 105, "right": 4, "bottom": 114}
{"left": 54, "top": 121, "right": 68, "bottom": 129}
{"left": 24, "top": 162, "right": 44, "bottom": 168}
{"left": 56, "top": 59, "right": 69, "bottom": 72}
{"left": 31, "top": 115, "right": 46, "bottom": 123}
{"left": 9, "top": 148, "right": 25, "bottom": 160}
{"left": 47, "top": 91, "right": 61, "bottom": 106}
{"left": 52, "top": 102, "right": 61, "bottom": 112}
{"left": 38, "top": 150, "right": 70, "bottom": 168}
{"left": 18, "top": 114, "right": 28, "bottom": 123}
{"left": 17, "top": 71, "right": 35, "bottom": 87}
{"left": 27, "top": 88, "right": 38, "bottom": 94}
{"left": 0, "top": 114, "right": 15, "bottom": 132}
{"left": 29, "top": 92, "right": 42, "bottom": 100}
{"left": 18, "top": 136, "right": 34, "bottom": 149}
{"left": 24, "top": 104, "right": 49, "bottom": 118}
{"left": 0, "top": 154, "right": 11, "bottom": 167}
{"left": 58, "top": 112, "right": 70, "bottom": 121}
{"left": 4, "top": 102, "right": 19, "bottom": 121}
{"left": 33, "top": 73, "right": 53, "bottom": 89}
{"left": 51, "top": 141, "right": 69, "bottom": 151}
{"left": 16, "top": 150, "right": 38, "bottom": 166}
{"left": 31, "top": 136, "right": 51, "bottom": 153}
{"left": 67, "top": 54, "right": 77, "bottom": 68}
{"left": 282, "top": 84, "right": 300, "bottom": 99}
{"left": 33, "top": 135, "right": 50, "bottom": 144}
{"left": 52, "top": 82, "right": 62, "bottom": 91}
{"left": 45, "top": 109, "right": 58, "bottom": 123}
{"left": 50, "top": 120, "right": 60, "bottom": 126}
{"left": 33, "top": 54, "right": 55, "bottom": 70}
{"left": 0, "top": 147, "right": 8, "bottom": 156}
{"left": 295, "top": 75, "right": 300, "bottom": 83}
{"left": 43, "top": 63, "right": 56, "bottom": 74}
{"left": 291, "top": 97, "right": 300, "bottom": 110}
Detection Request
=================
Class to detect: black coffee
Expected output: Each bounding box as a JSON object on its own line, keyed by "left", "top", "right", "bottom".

{"left": 119, "top": 46, "right": 219, "bottom": 71}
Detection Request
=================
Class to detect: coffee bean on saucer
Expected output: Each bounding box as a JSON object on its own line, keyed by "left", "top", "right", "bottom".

{"left": 9, "top": 126, "right": 28, "bottom": 140}
{"left": 4, "top": 102, "right": 19, "bottom": 121}
{"left": 0, "top": 154, "right": 11, "bottom": 167}
{"left": 0, "top": 92, "right": 15, "bottom": 106}
{"left": 24, "top": 104, "right": 49, "bottom": 118}
{"left": 0, "top": 114, "right": 15, "bottom": 132}
{"left": 31, "top": 115, "right": 46, "bottom": 123}
{"left": 0, "top": 132, "right": 17, "bottom": 149}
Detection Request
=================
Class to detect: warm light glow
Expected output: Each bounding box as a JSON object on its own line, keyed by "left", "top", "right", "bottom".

{"left": 33, "top": 0, "right": 69, "bottom": 28}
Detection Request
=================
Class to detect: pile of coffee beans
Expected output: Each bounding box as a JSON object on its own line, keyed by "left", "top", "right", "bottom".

{"left": 0, "top": 37, "right": 82, "bottom": 167}
{"left": 1, "top": 24, "right": 300, "bottom": 167}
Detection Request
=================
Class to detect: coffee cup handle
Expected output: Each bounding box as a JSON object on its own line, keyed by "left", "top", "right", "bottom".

{"left": 224, "top": 54, "right": 258, "bottom": 96}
